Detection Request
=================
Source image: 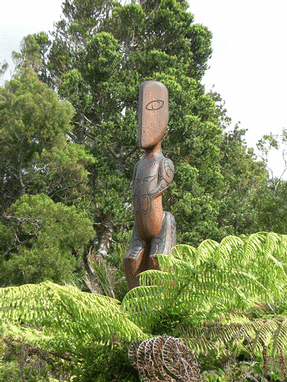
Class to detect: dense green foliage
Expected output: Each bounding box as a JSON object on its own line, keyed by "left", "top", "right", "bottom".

{"left": 2, "top": 0, "right": 287, "bottom": 379}
{"left": 0, "top": 193, "right": 94, "bottom": 286}
{"left": 217, "top": 126, "right": 268, "bottom": 236}
{"left": 0, "top": 68, "right": 94, "bottom": 209}
{"left": 41, "top": 0, "right": 223, "bottom": 247}
{"left": 123, "top": 233, "right": 287, "bottom": 331}
{"left": 0, "top": 69, "right": 95, "bottom": 287}
{"left": 0, "top": 282, "right": 144, "bottom": 381}
{"left": 2, "top": 0, "right": 286, "bottom": 290}
{"left": 1, "top": 233, "right": 287, "bottom": 380}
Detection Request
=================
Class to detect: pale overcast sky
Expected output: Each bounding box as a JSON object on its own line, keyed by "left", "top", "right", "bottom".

{"left": 1, "top": 0, "right": 286, "bottom": 177}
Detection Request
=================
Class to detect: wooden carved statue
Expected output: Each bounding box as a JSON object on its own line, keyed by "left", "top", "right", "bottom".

{"left": 124, "top": 81, "right": 176, "bottom": 290}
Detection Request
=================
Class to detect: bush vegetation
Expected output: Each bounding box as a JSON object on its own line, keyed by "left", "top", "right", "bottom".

{"left": 1, "top": 232, "right": 287, "bottom": 381}
{"left": 2, "top": 0, "right": 287, "bottom": 380}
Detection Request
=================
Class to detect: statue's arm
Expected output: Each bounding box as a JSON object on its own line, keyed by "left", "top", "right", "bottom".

{"left": 132, "top": 161, "right": 139, "bottom": 196}
{"left": 151, "top": 157, "right": 174, "bottom": 197}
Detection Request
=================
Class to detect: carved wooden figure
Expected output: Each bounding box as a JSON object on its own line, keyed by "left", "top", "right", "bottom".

{"left": 124, "top": 81, "right": 176, "bottom": 290}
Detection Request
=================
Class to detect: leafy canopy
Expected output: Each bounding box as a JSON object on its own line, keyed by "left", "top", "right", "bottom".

{"left": 1, "top": 194, "right": 95, "bottom": 286}
{"left": 24, "top": 0, "right": 225, "bottom": 248}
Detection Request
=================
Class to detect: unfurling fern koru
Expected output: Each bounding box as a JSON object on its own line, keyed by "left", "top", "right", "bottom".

{"left": 128, "top": 335, "right": 202, "bottom": 382}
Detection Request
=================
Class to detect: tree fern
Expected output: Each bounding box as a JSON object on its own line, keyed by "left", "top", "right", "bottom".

{"left": 122, "top": 232, "right": 287, "bottom": 332}
{"left": 2, "top": 232, "right": 287, "bottom": 379}
{"left": 0, "top": 281, "right": 147, "bottom": 354}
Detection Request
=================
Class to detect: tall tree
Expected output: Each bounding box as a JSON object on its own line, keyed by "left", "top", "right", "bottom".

{"left": 206, "top": 90, "right": 269, "bottom": 237}
{"left": 29, "top": 0, "right": 223, "bottom": 251}
{"left": 0, "top": 67, "right": 95, "bottom": 286}
{"left": 0, "top": 194, "right": 95, "bottom": 286}
{"left": 218, "top": 126, "right": 268, "bottom": 236}
{"left": 0, "top": 67, "right": 94, "bottom": 211}
{"left": 255, "top": 130, "right": 287, "bottom": 233}
{"left": 3, "top": 1, "right": 272, "bottom": 287}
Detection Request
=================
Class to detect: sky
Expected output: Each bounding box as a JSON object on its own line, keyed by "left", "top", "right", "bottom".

{"left": 1, "top": 0, "right": 286, "bottom": 177}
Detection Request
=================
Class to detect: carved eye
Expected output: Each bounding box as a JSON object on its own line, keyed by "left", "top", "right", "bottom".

{"left": 145, "top": 100, "right": 164, "bottom": 110}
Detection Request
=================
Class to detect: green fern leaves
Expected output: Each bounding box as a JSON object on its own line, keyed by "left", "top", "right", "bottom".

{"left": 0, "top": 281, "right": 147, "bottom": 352}
{"left": 2, "top": 231, "right": 287, "bottom": 378}
{"left": 122, "top": 232, "right": 287, "bottom": 331}
{"left": 177, "top": 317, "right": 287, "bottom": 358}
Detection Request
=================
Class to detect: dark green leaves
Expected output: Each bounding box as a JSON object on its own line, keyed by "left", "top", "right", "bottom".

{"left": 1, "top": 194, "right": 95, "bottom": 286}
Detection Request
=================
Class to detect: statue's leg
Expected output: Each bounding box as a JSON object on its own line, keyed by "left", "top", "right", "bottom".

{"left": 124, "top": 224, "right": 150, "bottom": 290}
{"left": 149, "top": 211, "right": 176, "bottom": 270}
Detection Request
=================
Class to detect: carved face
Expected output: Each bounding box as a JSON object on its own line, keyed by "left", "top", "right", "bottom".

{"left": 138, "top": 81, "right": 168, "bottom": 149}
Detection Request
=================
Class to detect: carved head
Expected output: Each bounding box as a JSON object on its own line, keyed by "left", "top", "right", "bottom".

{"left": 138, "top": 81, "right": 168, "bottom": 149}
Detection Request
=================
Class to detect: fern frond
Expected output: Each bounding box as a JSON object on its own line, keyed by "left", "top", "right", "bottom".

{"left": 275, "top": 234, "right": 287, "bottom": 262}
{"left": 121, "top": 282, "right": 178, "bottom": 329}
{"left": 195, "top": 239, "right": 219, "bottom": 265}
{"left": 174, "top": 317, "right": 287, "bottom": 360}
{"left": 122, "top": 254, "right": 270, "bottom": 331}
{"left": 244, "top": 232, "right": 267, "bottom": 263}
{"left": 138, "top": 268, "right": 176, "bottom": 287}
{"left": 173, "top": 324, "right": 205, "bottom": 339}
{"left": 214, "top": 235, "right": 244, "bottom": 268}
{"left": 173, "top": 244, "right": 197, "bottom": 264}
{"left": 208, "top": 323, "right": 243, "bottom": 344}
{"left": 181, "top": 337, "right": 231, "bottom": 357}
{"left": 272, "top": 318, "right": 287, "bottom": 355}
{"left": 264, "top": 232, "right": 281, "bottom": 256}
{"left": 233, "top": 320, "right": 263, "bottom": 343}
{"left": 0, "top": 281, "right": 147, "bottom": 351}
{"left": 124, "top": 232, "right": 287, "bottom": 337}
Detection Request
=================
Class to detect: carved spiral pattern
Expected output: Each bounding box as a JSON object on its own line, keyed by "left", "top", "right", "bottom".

{"left": 128, "top": 335, "right": 202, "bottom": 382}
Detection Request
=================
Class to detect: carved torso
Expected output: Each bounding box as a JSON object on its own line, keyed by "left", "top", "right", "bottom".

{"left": 133, "top": 152, "right": 174, "bottom": 241}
